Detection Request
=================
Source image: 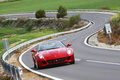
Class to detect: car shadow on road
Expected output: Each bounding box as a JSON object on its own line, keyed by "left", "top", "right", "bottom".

{"left": 31, "top": 62, "right": 74, "bottom": 70}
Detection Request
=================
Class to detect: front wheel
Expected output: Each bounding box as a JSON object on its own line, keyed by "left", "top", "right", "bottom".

{"left": 70, "top": 60, "right": 75, "bottom": 64}
{"left": 34, "top": 63, "right": 36, "bottom": 68}
{"left": 35, "top": 58, "right": 40, "bottom": 69}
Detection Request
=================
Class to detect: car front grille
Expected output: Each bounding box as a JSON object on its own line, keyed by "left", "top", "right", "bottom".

{"left": 47, "top": 57, "right": 66, "bottom": 63}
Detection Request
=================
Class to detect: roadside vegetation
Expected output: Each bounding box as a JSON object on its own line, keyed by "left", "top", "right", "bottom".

{"left": 98, "top": 13, "right": 120, "bottom": 45}
{"left": 35, "top": 9, "right": 46, "bottom": 18}
{"left": 0, "top": 0, "right": 120, "bottom": 14}
{"left": 57, "top": 5, "right": 67, "bottom": 18}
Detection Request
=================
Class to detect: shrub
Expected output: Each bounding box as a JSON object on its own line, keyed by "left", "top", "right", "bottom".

{"left": 57, "top": 6, "right": 67, "bottom": 18}
{"left": 8, "top": 0, "right": 21, "bottom": 2}
{"left": 35, "top": 9, "right": 46, "bottom": 18}
{"left": 111, "top": 14, "right": 120, "bottom": 28}
{"left": 107, "top": 14, "right": 120, "bottom": 37}
{"left": 101, "top": 7, "right": 111, "bottom": 10}
{"left": 69, "top": 14, "right": 81, "bottom": 25}
{"left": 26, "top": 22, "right": 33, "bottom": 31}
{"left": 0, "top": 16, "right": 5, "bottom": 22}
{"left": 17, "top": 16, "right": 28, "bottom": 21}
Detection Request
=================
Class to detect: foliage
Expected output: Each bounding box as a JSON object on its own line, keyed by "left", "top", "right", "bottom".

{"left": 0, "top": 75, "right": 12, "bottom": 80}
{"left": 111, "top": 14, "right": 120, "bottom": 30}
{"left": 69, "top": 14, "right": 81, "bottom": 25}
{"left": 17, "top": 16, "right": 29, "bottom": 21}
{"left": 100, "top": 7, "right": 111, "bottom": 10}
{"left": 35, "top": 9, "right": 46, "bottom": 18}
{"left": 57, "top": 6, "right": 67, "bottom": 18}
{"left": 7, "top": 0, "right": 21, "bottom": 2}
{"left": 0, "top": 16, "right": 5, "bottom": 22}
{"left": 26, "top": 23, "right": 32, "bottom": 31}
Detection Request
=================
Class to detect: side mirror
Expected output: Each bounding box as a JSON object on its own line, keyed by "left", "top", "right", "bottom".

{"left": 67, "top": 44, "right": 71, "bottom": 47}
{"left": 31, "top": 50, "right": 36, "bottom": 52}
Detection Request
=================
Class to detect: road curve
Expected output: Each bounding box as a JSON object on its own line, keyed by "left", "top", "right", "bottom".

{"left": 16, "top": 12, "right": 120, "bottom": 80}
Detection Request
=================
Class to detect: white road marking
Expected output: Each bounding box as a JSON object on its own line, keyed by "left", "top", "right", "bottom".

{"left": 75, "top": 58, "right": 81, "bottom": 61}
{"left": 60, "top": 38, "right": 66, "bottom": 41}
{"left": 86, "top": 60, "right": 120, "bottom": 66}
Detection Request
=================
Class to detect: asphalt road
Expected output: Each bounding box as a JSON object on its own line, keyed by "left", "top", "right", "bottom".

{"left": 5, "top": 12, "right": 120, "bottom": 80}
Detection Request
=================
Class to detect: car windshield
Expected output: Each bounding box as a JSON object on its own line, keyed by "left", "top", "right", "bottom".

{"left": 37, "top": 41, "right": 65, "bottom": 51}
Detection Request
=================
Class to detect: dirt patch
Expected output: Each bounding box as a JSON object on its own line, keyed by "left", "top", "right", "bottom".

{"left": 10, "top": 39, "right": 26, "bottom": 48}
{"left": 97, "top": 30, "right": 120, "bottom": 45}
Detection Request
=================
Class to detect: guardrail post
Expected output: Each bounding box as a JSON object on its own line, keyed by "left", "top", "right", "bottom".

{"left": 12, "top": 51, "right": 14, "bottom": 55}
{"left": 5, "top": 63, "right": 9, "bottom": 75}
{"left": 16, "top": 67, "right": 23, "bottom": 80}
{"left": 26, "top": 44, "right": 28, "bottom": 48}
{"left": 10, "top": 53, "right": 12, "bottom": 57}
{"left": 8, "top": 64, "right": 12, "bottom": 77}
{"left": 17, "top": 49, "right": 19, "bottom": 53}
{"left": 8, "top": 53, "right": 10, "bottom": 59}
{"left": 30, "top": 43, "right": 31, "bottom": 46}
{"left": 12, "top": 66, "right": 17, "bottom": 80}
{"left": 4, "top": 62, "right": 7, "bottom": 74}
{"left": 23, "top": 45, "right": 25, "bottom": 49}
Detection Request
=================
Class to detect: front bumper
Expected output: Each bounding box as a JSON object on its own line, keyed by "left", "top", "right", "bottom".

{"left": 37, "top": 55, "right": 74, "bottom": 67}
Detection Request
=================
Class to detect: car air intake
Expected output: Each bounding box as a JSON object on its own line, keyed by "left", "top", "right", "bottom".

{"left": 47, "top": 57, "right": 66, "bottom": 63}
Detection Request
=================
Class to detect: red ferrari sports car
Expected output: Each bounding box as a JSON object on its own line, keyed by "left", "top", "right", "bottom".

{"left": 31, "top": 41, "right": 75, "bottom": 69}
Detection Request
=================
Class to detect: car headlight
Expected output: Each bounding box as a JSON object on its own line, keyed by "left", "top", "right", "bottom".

{"left": 67, "top": 50, "right": 71, "bottom": 55}
{"left": 38, "top": 55, "right": 44, "bottom": 59}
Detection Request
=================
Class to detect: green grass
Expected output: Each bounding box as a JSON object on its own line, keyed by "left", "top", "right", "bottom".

{"left": 0, "top": 27, "right": 58, "bottom": 58}
{"left": 0, "top": 0, "right": 120, "bottom": 14}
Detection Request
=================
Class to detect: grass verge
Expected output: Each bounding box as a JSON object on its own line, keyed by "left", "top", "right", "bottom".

{"left": 0, "top": 27, "right": 58, "bottom": 58}
{"left": 0, "top": 0, "right": 120, "bottom": 14}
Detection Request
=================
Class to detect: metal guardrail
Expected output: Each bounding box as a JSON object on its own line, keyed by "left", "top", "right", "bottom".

{"left": 1, "top": 9, "right": 120, "bottom": 80}
{"left": 0, "top": 18, "right": 92, "bottom": 80}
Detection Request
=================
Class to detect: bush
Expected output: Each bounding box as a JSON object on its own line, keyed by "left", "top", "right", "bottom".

{"left": 35, "top": 9, "right": 46, "bottom": 18}
{"left": 17, "top": 16, "right": 29, "bottom": 21}
{"left": 69, "top": 14, "right": 81, "bottom": 25}
{"left": 111, "top": 14, "right": 120, "bottom": 27}
{"left": 101, "top": 7, "right": 111, "bottom": 10}
{"left": 107, "top": 14, "right": 120, "bottom": 36}
{"left": 57, "top": 6, "right": 67, "bottom": 18}
{"left": 0, "top": 16, "right": 5, "bottom": 22}
{"left": 26, "top": 24, "right": 32, "bottom": 31}
{"left": 8, "top": 0, "right": 21, "bottom": 2}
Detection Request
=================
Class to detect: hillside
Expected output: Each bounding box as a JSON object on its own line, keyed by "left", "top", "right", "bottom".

{"left": 0, "top": 0, "right": 120, "bottom": 14}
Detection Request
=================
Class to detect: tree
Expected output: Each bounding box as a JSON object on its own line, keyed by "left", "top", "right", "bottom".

{"left": 35, "top": 9, "right": 46, "bottom": 18}
{"left": 57, "top": 6, "right": 67, "bottom": 18}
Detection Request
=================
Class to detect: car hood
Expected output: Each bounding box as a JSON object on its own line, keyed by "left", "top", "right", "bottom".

{"left": 38, "top": 47, "right": 67, "bottom": 59}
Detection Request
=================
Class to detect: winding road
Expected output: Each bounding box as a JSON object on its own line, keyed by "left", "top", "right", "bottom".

{"left": 4, "top": 12, "right": 120, "bottom": 80}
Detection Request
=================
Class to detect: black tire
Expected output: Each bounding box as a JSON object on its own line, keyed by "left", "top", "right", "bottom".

{"left": 70, "top": 60, "right": 75, "bottom": 64}
{"left": 35, "top": 58, "right": 40, "bottom": 69}
{"left": 34, "top": 63, "right": 36, "bottom": 68}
